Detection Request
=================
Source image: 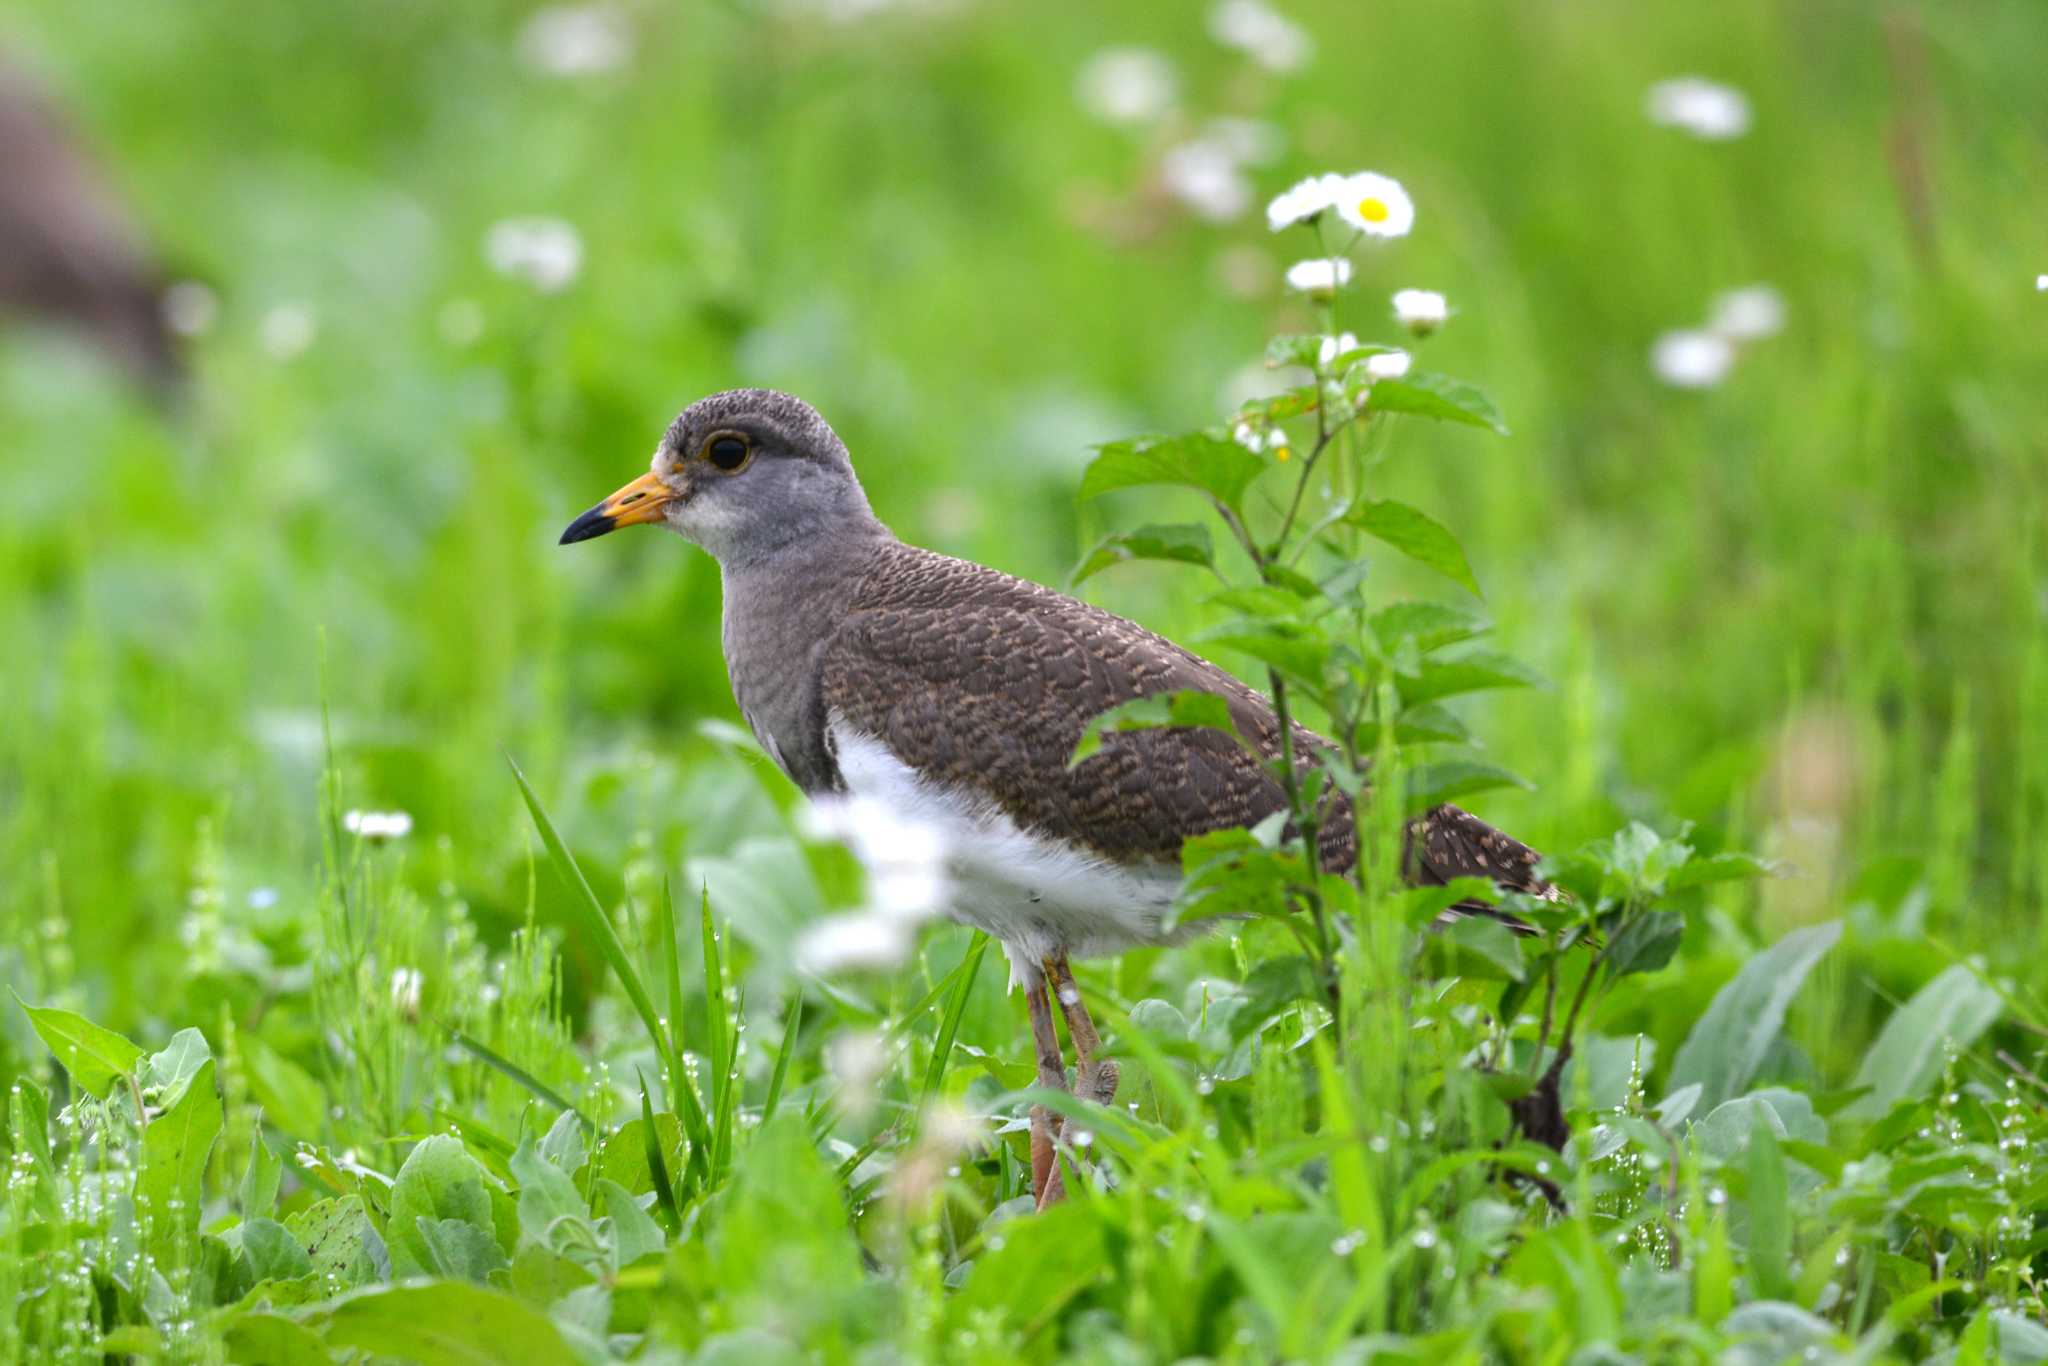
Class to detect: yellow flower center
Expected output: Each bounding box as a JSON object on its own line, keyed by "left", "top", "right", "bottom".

{"left": 1273, "top": 444, "right": 1292, "bottom": 462}
{"left": 1357, "top": 197, "right": 1389, "bottom": 223}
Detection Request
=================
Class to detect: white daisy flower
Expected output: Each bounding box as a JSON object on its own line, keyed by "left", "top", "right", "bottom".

{"left": 1284, "top": 257, "right": 1351, "bottom": 297}
{"left": 1075, "top": 47, "right": 1177, "bottom": 126}
{"left": 1364, "top": 350, "right": 1412, "bottom": 382}
{"left": 517, "top": 5, "right": 630, "bottom": 77}
{"left": 1646, "top": 78, "right": 1751, "bottom": 140}
{"left": 1708, "top": 284, "right": 1785, "bottom": 341}
{"left": 1160, "top": 139, "right": 1252, "bottom": 222}
{"left": 1651, "top": 329, "right": 1736, "bottom": 388}
{"left": 1317, "top": 331, "right": 1361, "bottom": 369}
{"left": 343, "top": 809, "right": 413, "bottom": 841}
{"left": 1266, "top": 173, "right": 1341, "bottom": 232}
{"left": 1391, "top": 288, "right": 1448, "bottom": 336}
{"left": 485, "top": 217, "right": 584, "bottom": 293}
{"left": 1332, "top": 171, "right": 1414, "bottom": 238}
{"left": 1209, "top": 0, "right": 1313, "bottom": 73}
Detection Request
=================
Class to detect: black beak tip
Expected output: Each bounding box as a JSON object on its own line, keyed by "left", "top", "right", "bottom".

{"left": 559, "top": 506, "right": 616, "bottom": 545}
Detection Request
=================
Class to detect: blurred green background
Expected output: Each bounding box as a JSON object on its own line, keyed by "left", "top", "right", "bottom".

{"left": 1, "top": 0, "right": 2043, "bottom": 1061}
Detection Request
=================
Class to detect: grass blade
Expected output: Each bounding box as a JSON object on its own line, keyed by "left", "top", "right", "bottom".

{"left": 639, "top": 1070, "right": 682, "bottom": 1229}
{"left": 506, "top": 754, "right": 672, "bottom": 1073}
{"left": 920, "top": 932, "right": 988, "bottom": 1110}
{"left": 660, "top": 879, "right": 685, "bottom": 1090}
{"left": 449, "top": 1030, "right": 592, "bottom": 1132}
{"left": 700, "top": 885, "right": 728, "bottom": 1124}
{"left": 762, "top": 992, "right": 803, "bottom": 1124}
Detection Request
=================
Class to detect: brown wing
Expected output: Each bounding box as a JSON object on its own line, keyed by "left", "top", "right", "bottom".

{"left": 818, "top": 542, "right": 1354, "bottom": 867}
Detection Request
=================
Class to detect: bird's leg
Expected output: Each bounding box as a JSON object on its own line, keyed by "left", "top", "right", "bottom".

{"left": 1046, "top": 954, "right": 1119, "bottom": 1106}
{"left": 1024, "top": 973, "right": 1069, "bottom": 1209}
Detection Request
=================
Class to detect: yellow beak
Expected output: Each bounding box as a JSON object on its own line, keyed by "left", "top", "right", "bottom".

{"left": 559, "top": 470, "right": 674, "bottom": 544}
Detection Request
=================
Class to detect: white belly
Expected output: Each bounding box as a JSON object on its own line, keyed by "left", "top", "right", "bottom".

{"left": 828, "top": 718, "right": 1191, "bottom": 985}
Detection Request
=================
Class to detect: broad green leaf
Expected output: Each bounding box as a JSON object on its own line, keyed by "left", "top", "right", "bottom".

{"left": 240, "top": 1130, "right": 282, "bottom": 1219}
{"left": 137, "top": 1057, "right": 222, "bottom": 1251}
{"left": 224, "top": 1312, "right": 329, "bottom": 1364}
{"left": 1667, "top": 850, "right": 1776, "bottom": 889}
{"left": 139, "top": 1027, "right": 212, "bottom": 1110}
{"left": 286, "top": 1196, "right": 383, "bottom": 1287}
{"left": 1078, "top": 432, "right": 1266, "bottom": 515}
{"left": 1353, "top": 703, "right": 1472, "bottom": 750}
{"left": 1601, "top": 910, "right": 1684, "bottom": 977}
{"left": 15, "top": 994, "right": 143, "bottom": 1097}
{"left": 1842, "top": 964, "right": 2002, "bottom": 1120}
{"left": 388, "top": 1135, "right": 496, "bottom": 1279}
{"left": 1690, "top": 1089, "right": 1825, "bottom": 1163}
{"left": 1345, "top": 500, "right": 1481, "bottom": 596}
{"left": 1070, "top": 689, "right": 1237, "bottom": 768}
{"left": 238, "top": 1217, "right": 312, "bottom": 1284}
{"left": 511, "top": 1130, "right": 590, "bottom": 1250}
{"left": 538, "top": 1107, "right": 587, "bottom": 1174}
{"left": 596, "top": 1178, "right": 665, "bottom": 1268}
{"left": 310, "top": 1281, "right": 583, "bottom": 1366}
{"left": 1423, "top": 914, "right": 1528, "bottom": 982}
{"left": 1747, "top": 1116, "right": 1794, "bottom": 1300}
{"left": 1363, "top": 371, "right": 1510, "bottom": 434}
{"left": 418, "top": 1216, "right": 510, "bottom": 1281}
{"left": 1370, "top": 600, "right": 1489, "bottom": 653}
{"left": 1666, "top": 921, "right": 1841, "bottom": 1115}
{"left": 1229, "top": 955, "right": 1322, "bottom": 1041}
{"left": 1071, "top": 523, "right": 1215, "bottom": 584}
{"left": 1404, "top": 759, "right": 1531, "bottom": 811}
{"left": 1194, "top": 619, "right": 1330, "bottom": 683}
{"left": 949, "top": 1201, "right": 1108, "bottom": 1334}
{"left": 1396, "top": 651, "right": 1546, "bottom": 707}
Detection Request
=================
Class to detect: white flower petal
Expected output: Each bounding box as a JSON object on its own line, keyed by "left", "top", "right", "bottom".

{"left": 1391, "top": 288, "right": 1449, "bottom": 333}
{"left": 1651, "top": 329, "right": 1736, "bottom": 388}
{"left": 1075, "top": 47, "right": 1177, "bottom": 125}
{"left": 1284, "top": 257, "right": 1351, "bottom": 295}
{"left": 485, "top": 217, "right": 584, "bottom": 292}
{"left": 1332, "top": 171, "right": 1414, "bottom": 238}
{"left": 1364, "top": 350, "right": 1412, "bottom": 381}
{"left": 1209, "top": 0, "right": 1313, "bottom": 73}
{"left": 1646, "top": 78, "right": 1751, "bottom": 140}
{"left": 1708, "top": 284, "right": 1785, "bottom": 341}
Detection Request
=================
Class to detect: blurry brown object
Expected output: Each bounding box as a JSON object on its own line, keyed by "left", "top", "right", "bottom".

{"left": 0, "top": 57, "right": 180, "bottom": 386}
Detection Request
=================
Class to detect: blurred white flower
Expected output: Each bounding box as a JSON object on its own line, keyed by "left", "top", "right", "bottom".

{"left": 1201, "top": 116, "right": 1282, "bottom": 166}
{"left": 1651, "top": 329, "right": 1736, "bottom": 388}
{"left": 1708, "top": 284, "right": 1785, "bottom": 341}
{"left": 2038, "top": 274, "right": 2048, "bottom": 291}
{"left": 1317, "top": 331, "right": 1360, "bottom": 368}
{"left": 246, "top": 886, "right": 278, "bottom": 910}
{"left": 1646, "top": 78, "right": 1751, "bottom": 140}
{"left": 485, "top": 217, "right": 584, "bottom": 293}
{"left": 826, "top": 1029, "right": 891, "bottom": 1094}
{"left": 1074, "top": 47, "right": 1177, "bottom": 125}
{"left": 1266, "top": 173, "right": 1341, "bottom": 231}
{"left": 1391, "top": 288, "right": 1449, "bottom": 336}
{"left": 1333, "top": 172, "right": 1414, "bottom": 238}
{"left": 389, "top": 967, "right": 423, "bottom": 1016}
{"left": 1231, "top": 420, "right": 1267, "bottom": 453}
{"left": 1160, "top": 139, "right": 1253, "bottom": 222}
{"left": 795, "top": 914, "right": 910, "bottom": 974}
{"left": 517, "top": 4, "right": 631, "bottom": 77}
{"left": 260, "top": 303, "right": 317, "bottom": 360}
{"left": 1209, "top": 0, "right": 1313, "bottom": 73}
{"left": 1284, "top": 257, "right": 1351, "bottom": 297}
{"left": 1364, "top": 349, "right": 1412, "bottom": 382}
{"left": 343, "top": 809, "right": 413, "bottom": 841}
{"left": 161, "top": 281, "right": 218, "bottom": 337}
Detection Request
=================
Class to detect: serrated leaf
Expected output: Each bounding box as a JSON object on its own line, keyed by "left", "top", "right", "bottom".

{"left": 1071, "top": 523, "right": 1214, "bottom": 584}
{"left": 1364, "top": 371, "right": 1510, "bottom": 434}
{"left": 1666, "top": 921, "right": 1842, "bottom": 1115}
{"left": 15, "top": 995, "right": 143, "bottom": 1097}
{"left": 1193, "top": 619, "right": 1330, "bottom": 683}
{"left": 1843, "top": 965, "right": 2002, "bottom": 1120}
{"left": 1078, "top": 432, "right": 1266, "bottom": 514}
{"left": 1345, "top": 500, "right": 1480, "bottom": 596}
{"left": 1070, "top": 690, "right": 1238, "bottom": 768}
{"left": 1397, "top": 651, "right": 1546, "bottom": 707}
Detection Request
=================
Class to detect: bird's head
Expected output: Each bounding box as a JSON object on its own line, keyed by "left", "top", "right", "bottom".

{"left": 559, "top": 388, "right": 879, "bottom": 566}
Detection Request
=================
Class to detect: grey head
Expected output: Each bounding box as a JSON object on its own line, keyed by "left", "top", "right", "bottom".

{"left": 560, "top": 389, "right": 885, "bottom": 570}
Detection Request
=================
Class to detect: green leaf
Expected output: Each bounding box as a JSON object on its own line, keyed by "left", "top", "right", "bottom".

{"left": 511, "top": 1129, "right": 590, "bottom": 1249}
{"left": 1370, "top": 600, "right": 1490, "bottom": 654}
{"left": 1665, "top": 921, "right": 1841, "bottom": 1115}
{"left": 1747, "top": 1115, "right": 1794, "bottom": 1300}
{"left": 1424, "top": 915, "right": 1528, "bottom": 982}
{"left": 762, "top": 994, "right": 802, "bottom": 1125}
{"left": 1363, "top": 371, "right": 1510, "bottom": 434}
{"left": 1601, "top": 911, "right": 1685, "bottom": 977}
{"left": 224, "top": 1312, "right": 329, "bottom": 1364}
{"left": 1353, "top": 703, "right": 1471, "bottom": 751}
{"left": 286, "top": 1196, "right": 383, "bottom": 1288}
{"left": 139, "top": 1027, "right": 212, "bottom": 1110}
{"left": 1842, "top": 964, "right": 2002, "bottom": 1120}
{"left": 239, "top": 1034, "right": 326, "bottom": 1139}
{"left": 1404, "top": 759, "right": 1531, "bottom": 811}
{"left": 14, "top": 994, "right": 143, "bottom": 1097}
{"left": 418, "top": 1216, "right": 510, "bottom": 1281}
{"left": 508, "top": 754, "right": 672, "bottom": 1081}
{"left": 240, "top": 1129, "right": 282, "bottom": 1220}
{"left": 638, "top": 1075, "right": 682, "bottom": 1228}
{"left": 449, "top": 1030, "right": 593, "bottom": 1132}
{"left": 137, "top": 1057, "right": 222, "bottom": 1251}
{"left": 538, "top": 1107, "right": 587, "bottom": 1174}
{"left": 388, "top": 1134, "right": 496, "bottom": 1279}
{"left": 1078, "top": 432, "right": 1266, "bottom": 514}
{"left": 1194, "top": 619, "right": 1330, "bottom": 683}
{"left": 1397, "top": 651, "right": 1546, "bottom": 707}
{"left": 309, "top": 1281, "right": 583, "bottom": 1366}
{"left": 596, "top": 1178, "right": 665, "bottom": 1268}
{"left": 238, "top": 1217, "right": 312, "bottom": 1284}
{"left": 1230, "top": 955, "right": 1323, "bottom": 1041}
{"left": 1071, "top": 523, "right": 1215, "bottom": 584}
{"left": 1345, "top": 500, "right": 1481, "bottom": 595}
{"left": 1667, "top": 850, "right": 1776, "bottom": 889}
{"left": 1070, "top": 689, "right": 1238, "bottom": 768}
{"left": 920, "top": 932, "right": 989, "bottom": 1107}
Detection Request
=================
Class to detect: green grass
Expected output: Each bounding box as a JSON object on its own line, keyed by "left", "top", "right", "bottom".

{"left": 2, "top": 0, "right": 2047, "bottom": 1359}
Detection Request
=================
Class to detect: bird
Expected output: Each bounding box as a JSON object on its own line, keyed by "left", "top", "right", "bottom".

{"left": 561, "top": 388, "right": 1552, "bottom": 1208}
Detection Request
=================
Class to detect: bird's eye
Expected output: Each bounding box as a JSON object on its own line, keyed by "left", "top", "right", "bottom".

{"left": 705, "top": 435, "right": 751, "bottom": 472}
